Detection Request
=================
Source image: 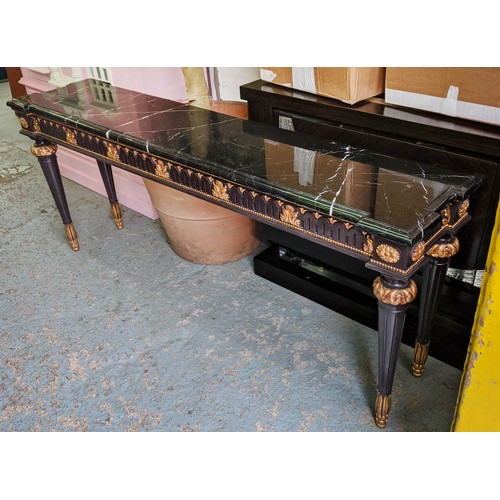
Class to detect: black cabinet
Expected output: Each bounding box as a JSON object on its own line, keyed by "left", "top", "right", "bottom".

{"left": 241, "top": 79, "right": 500, "bottom": 369}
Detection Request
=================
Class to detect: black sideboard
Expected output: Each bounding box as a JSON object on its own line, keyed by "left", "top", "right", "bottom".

{"left": 241, "top": 79, "right": 500, "bottom": 369}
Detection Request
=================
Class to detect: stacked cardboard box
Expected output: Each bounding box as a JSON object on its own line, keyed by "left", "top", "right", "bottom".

{"left": 385, "top": 67, "right": 500, "bottom": 126}
{"left": 260, "top": 67, "right": 385, "bottom": 104}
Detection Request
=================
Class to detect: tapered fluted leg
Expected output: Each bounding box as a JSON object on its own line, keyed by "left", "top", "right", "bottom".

{"left": 373, "top": 276, "right": 417, "bottom": 428}
{"left": 413, "top": 235, "right": 459, "bottom": 377}
{"left": 32, "top": 139, "right": 79, "bottom": 251}
{"left": 96, "top": 160, "right": 123, "bottom": 229}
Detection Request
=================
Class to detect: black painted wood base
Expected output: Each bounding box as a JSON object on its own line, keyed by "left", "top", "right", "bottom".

{"left": 96, "top": 160, "right": 119, "bottom": 204}
{"left": 96, "top": 160, "right": 124, "bottom": 229}
{"left": 34, "top": 140, "right": 73, "bottom": 226}
{"left": 376, "top": 298, "right": 409, "bottom": 428}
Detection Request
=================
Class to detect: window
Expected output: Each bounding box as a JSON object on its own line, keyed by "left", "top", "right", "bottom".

{"left": 88, "top": 67, "right": 115, "bottom": 107}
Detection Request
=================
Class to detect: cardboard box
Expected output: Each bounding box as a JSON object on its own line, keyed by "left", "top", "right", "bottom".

{"left": 385, "top": 67, "right": 500, "bottom": 126}
{"left": 260, "top": 67, "right": 385, "bottom": 104}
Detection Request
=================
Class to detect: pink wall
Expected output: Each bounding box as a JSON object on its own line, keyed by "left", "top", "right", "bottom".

{"left": 19, "top": 67, "right": 190, "bottom": 219}
{"left": 110, "top": 67, "right": 188, "bottom": 102}
{"left": 19, "top": 67, "right": 56, "bottom": 93}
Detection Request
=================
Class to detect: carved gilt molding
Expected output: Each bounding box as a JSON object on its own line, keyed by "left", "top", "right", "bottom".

{"left": 373, "top": 277, "right": 417, "bottom": 306}
{"left": 375, "top": 393, "right": 391, "bottom": 428}
{"left": 412, "top": 342, "right": 430, "bottom": 377}
{"left": 411, "top": 241, "right": 426, "bottom": 262}
{"left": 376, "top": 244, "right": 401, "bottom": 264}
{"left": 427, "top": 237, "right": 460, "bottom": 259}
{"left": 31, "top": 143, "right": 58, "bottom": 157}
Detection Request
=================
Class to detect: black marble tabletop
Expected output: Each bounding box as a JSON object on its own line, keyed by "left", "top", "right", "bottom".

{"left": 7, "top": 79, "right": 483, "bottom": 241}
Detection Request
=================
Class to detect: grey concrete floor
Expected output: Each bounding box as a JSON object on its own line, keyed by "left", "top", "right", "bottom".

{"left": 0, "top": 81, "right": 463, "bottom": 432}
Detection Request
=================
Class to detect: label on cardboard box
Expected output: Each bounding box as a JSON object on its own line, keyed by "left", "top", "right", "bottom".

{"left": 291, "top": 68, "right": 317, "bottom": 95}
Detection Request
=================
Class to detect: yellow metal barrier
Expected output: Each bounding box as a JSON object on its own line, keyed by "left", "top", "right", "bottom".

{"left": 453, "top": 198, "right": 500, "bottom": 431}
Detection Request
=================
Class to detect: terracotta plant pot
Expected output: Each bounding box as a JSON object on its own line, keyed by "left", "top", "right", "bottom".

{"left": 143, "top": 101, "right": 260, "bottom": 265}
{"left": 209, "top": 100, "right": 249, "bottom": 119}
{"left": 143, "top": 180, "right": 259, "bottom": 264}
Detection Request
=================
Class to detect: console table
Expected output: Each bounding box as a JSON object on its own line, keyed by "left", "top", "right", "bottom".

{"left": 7, "top": 79, "right": 483, "bottom": 428}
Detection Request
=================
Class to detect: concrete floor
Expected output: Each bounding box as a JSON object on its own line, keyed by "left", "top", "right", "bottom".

{"left": 0, "top": 81, "right": 464, "bottom": 432}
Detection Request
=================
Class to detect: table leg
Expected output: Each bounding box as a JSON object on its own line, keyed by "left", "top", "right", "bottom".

{"left": 413, "top": 235, "right": 460, "bottom": 377}
{"left": 373, "top": 276, "right": 417, "bottom": 428}
{"left": 96, "top": 160, "right": 123, "bottom": 229}
{"left": 31, "top": 138, "right": 79, "bottom": 251}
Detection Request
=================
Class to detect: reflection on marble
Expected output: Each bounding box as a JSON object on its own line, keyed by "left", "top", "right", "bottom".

{"left": 8, "top": 79, "right": 482, "bottom": 238}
